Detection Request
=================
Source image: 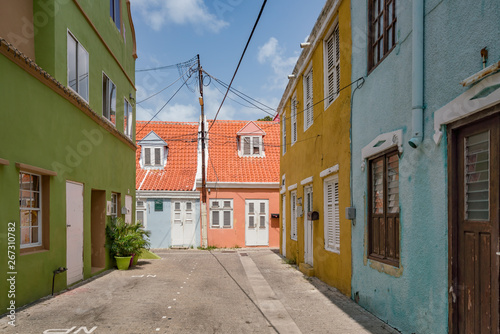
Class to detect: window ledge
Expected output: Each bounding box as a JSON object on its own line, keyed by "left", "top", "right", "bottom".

{"left": 20, "top": 247, "right": 49, "bottom": 256}
{"left": 0, "top": 158, "right": 9, "bottom": 166}
{"left": 325, "top": 246, "right": 340, "bottom": 254}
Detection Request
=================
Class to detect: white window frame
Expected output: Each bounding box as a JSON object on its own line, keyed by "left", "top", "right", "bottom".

{"left": 142, "top": 146, "right": 166, "bottom": 168}
{"left": 282, "top": 117, "right": 287, "bottom": 155}
{"left": 111, "top": 193, "right": 118, "bottom": 218}
{"left": 290, "top": 191, "right": 297, "bottom": 241}
{"left": 19, "top": 172, "right": 42, "bottom": 248}
{"left": 210, "top": 199, "right": 233, "bottom": 229}
{"left": 324, "top": 174, "right": 340, "bottom": 253}
{"left": 136, "top": 199, "right": 147, "bottom": 228}
{"left": 324, "top": 22, "right": 340, "bottom": 109}
{"left": 67, "top": 31, "right": 89, "bottom": 102}
{"left": 240, "top": 136, "right": 263, "bottom": 157}
{"left": 303, "top": 67, "right": 314, "bottom": 130}
{"left": 124, "top": 98, "right": 133, "bottom": 138}
{"left": 291, "top": 95, "right": 298, "bottom": 145}
{"left": 103, "top": 73, "right": 117, "bottom": 125}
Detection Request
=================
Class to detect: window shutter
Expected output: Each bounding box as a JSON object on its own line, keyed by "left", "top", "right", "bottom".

{"left": 212, "top": 200, "right": 219, "bottom": 208}
{"left": 174, "top": 202, "right": 180, "bottom": 210}
{"left": 144, "top": 148, "right": 151, "bottom": 165}
{"left": 243, "top": 137, "right": 251, "bottom": 155}
{"left": 282, "top": 120, "right": 286, "bottom": 154}
{"left": 212, "top": 211, "right": 220, "bottom": 227}
{"left": 259, "top": 216, "right": 266, "bottom": 228}
{"left": 223, "top": 201, "right": 231, "bottom": 208}
{"left": 249, "top": 202, "right": 254, "bottom": 213}
{"left": 334, "top": 27, "right": 340, "bottom": 101}
{"left": 154, "top": 148, "right": 161, "bottom": 165}
{"left": 304, "top": 70, "right": 313, "bottom": 129}
{"left": 223, "top": 211, "right": 231, "bottom": 228}
{"left": 326, "top": 26, "right": 340, "bottom": 105}
{"left": 325, "top": 178, "right": 340, "bottom": 252}
{"left": 186, "top": 202, "right": 192, "bottom": 211}
{"left": 334, "top": 181, "right": 340, "bottom": 250}
{"left": 259, "top": 202, "right": 266, "bottom": 214}
{"left": 249, "top": 216, "right": 255, "bottom": 228}
{"left": 291, "top": 193, "right": 297, "bottom": 239}
{"left": 291, "top": 98, "right": 297, "bottom": 144}
{"left": 253, "top": 137, "right": 260, "bottom": 155}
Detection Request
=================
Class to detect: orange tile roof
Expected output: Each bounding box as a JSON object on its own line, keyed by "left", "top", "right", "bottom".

{"left": 206, "top": 120, "right": 280, "bottom": 183}
{"left": 136, "top": 121, "right": 199, "bottom": 191}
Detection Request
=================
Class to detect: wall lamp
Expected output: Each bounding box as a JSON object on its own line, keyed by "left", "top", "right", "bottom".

{"left": 288, "top": 74, "right": 296, "bottom": 79}
{"left": 300, "top": 42, "right": 311, "bottom": 48}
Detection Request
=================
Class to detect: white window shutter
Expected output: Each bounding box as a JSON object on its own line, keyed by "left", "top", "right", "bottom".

{"left": 212, "top": 211, "right": 220, "bottom": 227}
{"left": 243, "top": 137, "right": 251, "bottom": 155}
{"left": 334, "top": 181, "right": 340, "bottom": 250}
{"left": 324, "top": 177, "right": 340, "bottom": 252}
{"left": 144, "top": 148, "right": 151, "bottom": 165}
{"left": 223, "top": 211, "right": 231, "bottom": 227}
{"left": 326, "top": 25, "right": 340, "bottom": 106}
{"left": 304, "top": 70, "right": 313, "bottom": 130}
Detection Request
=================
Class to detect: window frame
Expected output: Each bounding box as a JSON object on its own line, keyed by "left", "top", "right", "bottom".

{"left": 210, "top": 199, "right": 233, "bottom": 229}
{"left": 110, "top": 0, "right": 121, "bottom": 31}
{"left": 303, "top": 67, "right": 314, "bottom": 131}
{"left": 136, "top": 199, "right": 147, "bottom": 228}
{"left": 324, "top": 23, "right": 340, "bottom": 108}
{"left": 290, "top": 191, "right": 297, "bottom": 241}
{"left": 110, "top": 193, "right": 118, "bottom": 218}
{"left": 367, "top": 0, "right": 397, "bottom": 72}
{"left": 102, "top": 73, "right": 117, "bottom": 126}
{"left": 240, "top": 136, "right": 263, "bottom": 157}
{"left": 367, "top": 148, "right": 400, "bottom": 267}
{"left": 291, "top": 95, "right": 297, "bottom": 145}
{"left": 142, "top": 146, "right": 165, "bottom": 168}
{"left": 124, "top": 98, "right": 133, "bottom": 138}
{"left": 67, "top": 31, "right": 89, "bottom": 102}
{"left": 19, "top": 172, "right": 42, "bottom": 249}
{"left": 324, "top": 174, "right": 340, "bottom": 253}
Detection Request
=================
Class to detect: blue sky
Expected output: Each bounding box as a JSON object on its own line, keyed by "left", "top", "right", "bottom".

{"left": 130, "top": 0, "right": 326, "bottom": 122}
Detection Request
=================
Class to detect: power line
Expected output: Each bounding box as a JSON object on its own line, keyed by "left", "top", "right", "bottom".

{"left": 209, "top": 0, "right": 268, "bottom": 132}
{"left": 136, "top": 81, "right": 188, "bottom": 136}
{"left": 136, "top": 56, "right": 198, "bottom": 73}
{"left": 137, "top": 63, "right": 197, "bottom": 104}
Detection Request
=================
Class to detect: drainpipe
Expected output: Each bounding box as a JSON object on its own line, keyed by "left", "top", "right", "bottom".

{"left": 409, "top": 0, "right": 424, "bottom": 148}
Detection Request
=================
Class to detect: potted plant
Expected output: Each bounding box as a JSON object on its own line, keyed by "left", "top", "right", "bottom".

{"left": 106, "top": 218, "right": 136, "bottom": 270}
{"left": 128, "top": 222, "right": 151, "bottom": 266}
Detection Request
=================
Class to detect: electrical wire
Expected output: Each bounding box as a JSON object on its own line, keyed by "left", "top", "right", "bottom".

{"left": 209, "top": 0, "right": 268, "bottom": 132}
{"left": 136, "top": 81, "right": 188, "bottom": 136}
{"left": 137, "top": 63, "right": 197, "bottom": 104}
{"left": 136, "top": 56, "right": 198, "bottom": 73}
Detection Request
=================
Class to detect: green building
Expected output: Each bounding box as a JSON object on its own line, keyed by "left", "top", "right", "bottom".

{"left": 0, "top": 0, "right": 137, "bottom": 312}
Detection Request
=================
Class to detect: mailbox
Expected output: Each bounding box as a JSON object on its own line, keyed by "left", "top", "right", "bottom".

{"left": 271, "top": 213, "right": 279, "bottom": 219}
{"left": 307, "top": 211, "right": 319, "bottom": 221}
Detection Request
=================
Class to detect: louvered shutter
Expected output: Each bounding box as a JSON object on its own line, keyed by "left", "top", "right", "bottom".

{"left": 304, "top": 70, "right": 313, "bottom": 129}
{"left": 212, "top": 211, "right": 220, "bottom": 227}
{"left": 282, "top": 119, "right": 287, "bottom": 154}
{"left": 324, "top": 178, "right": 340, "bottom": 252}
{"left": 291, "top": 98, "right": 297, "bottom": 144}
{"left": 243, "top": 137, "right": 251, "bottom": 155}
{"left": 253, "top": 137, "right": 260, "bottom": 155}
{"left": 291, "top": 193, "right": 297, "bottom": 240}
{"left": 223, "top": 211, "right": 231, "bottom": 228}
{"left": 144, "top": 148, "right": 151, "bottom": 165}
{"left": 154, "top": 148, "right": 161, "bottom": 165}
{"left": 326, "top": 25, "right": 340, "bottom": 106}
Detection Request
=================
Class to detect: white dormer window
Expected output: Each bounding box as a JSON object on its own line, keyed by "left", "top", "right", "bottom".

{"left": 138, "top": 131, "right": 169, "bottom": 169}
{"left": 240, "top": 136, "right": 263, "bottom": 157}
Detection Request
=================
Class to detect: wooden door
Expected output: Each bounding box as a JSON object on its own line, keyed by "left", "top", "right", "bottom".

{"left": 451, "top": 114, "right": 499, "bottom": 333}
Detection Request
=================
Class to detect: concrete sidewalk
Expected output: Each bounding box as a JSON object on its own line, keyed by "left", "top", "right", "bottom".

{"left": 1, "top": 248, "right": 398, "bottom": 333}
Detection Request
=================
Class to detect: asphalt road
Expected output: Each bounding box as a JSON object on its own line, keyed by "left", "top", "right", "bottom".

{"left": 1, "top": 249, "right": 398, "bottom": 334}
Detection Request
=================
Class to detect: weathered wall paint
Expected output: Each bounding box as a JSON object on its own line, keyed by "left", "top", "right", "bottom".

{"left": 145, "top": 198, "right": 201, "bottom": 249}
{"left": 0, "top": 0, "right": 136, "bottom": 311}
{"left": 349, "top": 0, "right": 500, "bottom": 332}
{"left": 280, "top": 0, "right": 352, "bottom": 296}
{"left": 205, "top": 188, "right": 280, "bottom": 248}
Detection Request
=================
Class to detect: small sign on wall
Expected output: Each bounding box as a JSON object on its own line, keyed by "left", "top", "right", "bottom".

{"left": 154, "top": 199, "right": 163, "bottom": 212}
{"left": 106, "top": 201, "right": 112, "bottom": 216}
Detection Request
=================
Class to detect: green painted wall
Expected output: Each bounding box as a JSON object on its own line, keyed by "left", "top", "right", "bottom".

{"left": 0, "top": 0, "right": 136, "bottom": 312}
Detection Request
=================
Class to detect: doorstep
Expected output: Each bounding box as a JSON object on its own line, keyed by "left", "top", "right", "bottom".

{"left": 299, "top": 263, "right": 314, "bottom": 277}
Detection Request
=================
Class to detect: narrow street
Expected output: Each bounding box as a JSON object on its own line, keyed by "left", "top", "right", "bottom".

{"left": 1, "top": 249, "right": 397, "bottom": 334}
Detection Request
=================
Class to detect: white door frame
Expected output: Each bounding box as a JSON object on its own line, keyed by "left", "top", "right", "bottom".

{"left": 66, "top": 181, "right": 84, "bottom": 285}
{"left": 282, "top": 195, "right": 286, "bottom": 257}
{"left": 304, "top": 186, "right": 313, "bottom": 266}
{"left": 245, "top": 199, "right": 269, "bottom": 246}
{"left": 171, "top": 200, "right": 196, "bottom": 247}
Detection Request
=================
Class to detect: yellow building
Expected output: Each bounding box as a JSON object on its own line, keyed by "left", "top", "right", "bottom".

{"left": 278, "top": 0, "right": 352, "bottom": 296}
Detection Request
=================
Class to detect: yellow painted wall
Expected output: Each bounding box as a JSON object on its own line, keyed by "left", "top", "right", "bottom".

{"left": 280, "top": 0, "right": 352, "bottom": 296}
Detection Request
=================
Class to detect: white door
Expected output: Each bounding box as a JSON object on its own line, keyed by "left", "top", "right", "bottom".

{"left": 304, "top": 187, "right": 313, "bottom": 266}
{"left": 282, "top": 195, "right": 286, "bottom": 257}
{"left": 171, "top": 201, "right": 196, "bottom": 247}
{"left": 245, "top": 200, "right": 269, "bottom": 246}
{"left": 125, "top": 195, "right": 132, "bottom": 223}
{"left": 66, "top": 181, "right": 84, "bottom": 285}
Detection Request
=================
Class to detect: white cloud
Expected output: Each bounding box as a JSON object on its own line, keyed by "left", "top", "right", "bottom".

{"left": 257, "top": 37, "right": 298, "bottom": 91}
{"left": 131, "top": 0, "right": 228, "bottom": 33}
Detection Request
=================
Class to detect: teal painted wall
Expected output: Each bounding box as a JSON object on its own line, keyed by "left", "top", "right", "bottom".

{"left": 350, "top": 1, "right": 500, "bottom": 333}
{"left": 0, "top": 0, "right": 136, "bottom": 312}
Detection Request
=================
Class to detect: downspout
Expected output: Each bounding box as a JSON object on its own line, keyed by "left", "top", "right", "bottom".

{"left": 409, "top": 0, "right": 424, "bottom": 148}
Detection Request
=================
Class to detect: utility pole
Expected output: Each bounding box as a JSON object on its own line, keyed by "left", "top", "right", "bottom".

{"left": 198, "top": 54, "right": 208, "bottom": 248}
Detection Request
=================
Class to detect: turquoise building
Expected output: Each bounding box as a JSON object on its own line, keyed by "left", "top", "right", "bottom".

{"left": 350, "top": 0, "right": 500, "bottom": 333}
